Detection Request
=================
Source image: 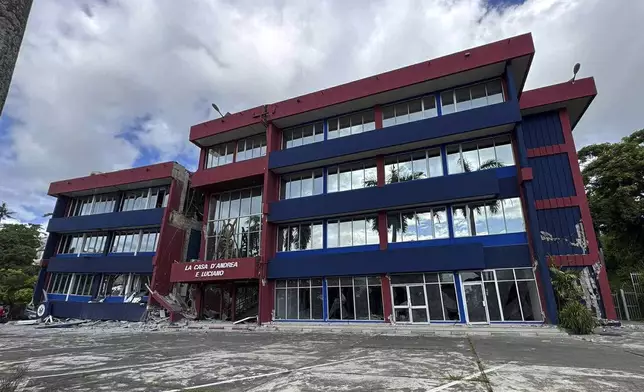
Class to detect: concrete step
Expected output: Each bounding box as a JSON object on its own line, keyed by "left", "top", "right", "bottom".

{"left": 260, "top": 322, "right": 568, "bottom": 338}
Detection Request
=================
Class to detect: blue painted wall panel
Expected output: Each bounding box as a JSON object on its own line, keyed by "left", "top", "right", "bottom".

{"left": 522, "top": 112, "right": 564, "bottom": 149}
{"left": 47, "top": 255, "right": 154, "bottom": 273}
{"left": 536, "top": 207, "right": 586, "bottom": 256}
{"left": 269, "top": 169, "right": 510, "bottom": 222}
{"left": 269, "top": 100, "right": 521, "bottom": 170}
{"left": 47, "top": 208, "right": 164, "bottom": 233}
{"left": 268, "top": 242, "right": 530, "bottom": 278}
{"left": 49, "top": 301, "right": 147, "bottom": 321}
{"left": 529, "top": 154, "right": 576, "bottom": 200}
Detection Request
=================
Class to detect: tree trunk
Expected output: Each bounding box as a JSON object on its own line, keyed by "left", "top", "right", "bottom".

{"left": 0, "top": 0, "right": 33, "bottom": 116}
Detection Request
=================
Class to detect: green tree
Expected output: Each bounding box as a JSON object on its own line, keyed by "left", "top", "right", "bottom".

{"left": 0, "top": 222, "right": 42, "bottom": 315}
{"left": 0, "top": 202, "right": 14, "bottom": 222}
{"left": 578, "top": 130, "right": 644, "bottom": 283}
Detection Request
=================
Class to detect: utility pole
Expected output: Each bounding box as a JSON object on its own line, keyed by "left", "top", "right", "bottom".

{"left": 0, "top": 0, "right": 33, "bottom": 116}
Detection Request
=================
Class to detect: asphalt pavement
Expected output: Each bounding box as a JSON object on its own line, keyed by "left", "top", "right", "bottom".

{"left": 1, "top": 323, "right": 643, "bottom": 391}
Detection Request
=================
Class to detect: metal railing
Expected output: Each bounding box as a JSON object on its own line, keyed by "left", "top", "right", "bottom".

{"left": 612, "top": 289, "right": 644, "bottom": 321}
{"left": 631, "top": 273, "right": 644, "bottom": 295}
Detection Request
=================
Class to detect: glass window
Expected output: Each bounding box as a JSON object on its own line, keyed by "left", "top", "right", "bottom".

{"left": 470, "top": 83, "right": 488, "bottom": 108}
{"left": 502, "top": 198, "right": 525, "bottom": 233}
{"left": 277, "top": 222, "right": 323, "bottom": 252}
{"left": 382, "top": 96, "right": 437, "bottom": 128}
{"left": 274, "top": 278, "right": 324, "bottom": 320}
{"left": 486, "top": 80, "right": 504, "bottom": 105}
{"left": 388, "top": 207, "right": 448, "bottom": 243}
{"left": 461, "top": 142, "right": 480, "bottom": 172}
{"left": 452, "top": 206, "right": 470, "bottom": 238}
{"left": 382, "top": 105, "right": 396, "bottom": 128}
{"left": 205, "top": 142, "right": 235, "bottom": 168}
{"left": 120, "top": 187, "right": 167, "bottom": 212}
{"left": 283, "top": 123, "right": 323, "bottom": 149}
{"left": 453, "top": 198, "right": 524, "bottom": 238}
{"left": 441, "top": 79, "right": 505, "bottom": 115}
{"left": 446, "top": 136, "right": 514, "bottom": 175}
{"left": 325, "top": 276, "right": 382, "bottom": 321}
{"left": 386, "top": 148, "right": 442, "bottom": 184}
{"left": 440, "top": 91, "right": 455, "bottom": 115}
{"left": 423, "top": 96, "right": 438, "bottom": 119}
{"left": 446, "top": 144, "right": 462, "bottom": 175}
{"left": 328, "top": 216, "right": 378, "bottom": 248}
{"left": 327, "top": 161, "right": 377, "bottom": 193}
{"left": 236, "top": 134, "right": 267, "bottom": 162}
{"left": 494, "top": 135, "right": 515, "bottom": 167}
{"left": 206, "top": 187, "right": 262, "bottom": 260}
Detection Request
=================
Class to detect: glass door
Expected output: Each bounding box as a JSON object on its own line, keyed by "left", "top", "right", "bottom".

{"left": 392, "top": 285, "right": 429, "bottom": 323}
{"left": 463, "top": 282, "right": 489, "bottom": 324}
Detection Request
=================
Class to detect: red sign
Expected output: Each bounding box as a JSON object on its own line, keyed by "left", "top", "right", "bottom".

{"left": 170, "top": 258, "right": 257, "bottom": 283}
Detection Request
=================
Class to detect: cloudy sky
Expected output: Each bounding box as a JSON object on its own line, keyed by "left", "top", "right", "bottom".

{"left": 0, "top": 0, "right": 642, "bottom": 224}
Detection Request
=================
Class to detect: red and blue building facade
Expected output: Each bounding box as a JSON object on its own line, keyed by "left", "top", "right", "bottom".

{"left": 35, "top": 162, "right": 192, "bottom": 321}
{"left": 37, "top": 32, "right": 616, "bottom": 324}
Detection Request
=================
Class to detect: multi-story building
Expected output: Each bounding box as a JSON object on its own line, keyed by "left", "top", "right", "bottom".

{"left": 182, "top": 32, "right": 616, "bottom": 325}
{"left": 35, "top": 162, "right": 193, "bottom": 321}
{"left": 37, "top": 32, "right": 616, "bottom": 325}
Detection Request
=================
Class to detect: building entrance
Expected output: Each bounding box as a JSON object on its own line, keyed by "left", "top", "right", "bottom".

{"left": 202, "top": 281, "right": 258, "bottom": 322}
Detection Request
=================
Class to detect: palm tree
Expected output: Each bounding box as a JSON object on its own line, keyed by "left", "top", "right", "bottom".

{"left": 0, "top": 202, "right": 14, "bottom": 222}
{"left": 366, "top": 167, "right": 442, "bottom": 242}
{"left": 455, "top": 157, "right": 504, "bottom": 235}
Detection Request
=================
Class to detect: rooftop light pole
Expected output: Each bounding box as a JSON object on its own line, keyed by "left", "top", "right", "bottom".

{"left": 211, "top": 103, "right": 225, "bottom": 118}
{"left": 570, "top": 63, "right": 581, "bottom": 83}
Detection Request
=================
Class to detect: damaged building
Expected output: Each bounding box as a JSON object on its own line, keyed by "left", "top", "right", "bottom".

{"left": 34, "top": 32, "right": 616, "bottom": 324}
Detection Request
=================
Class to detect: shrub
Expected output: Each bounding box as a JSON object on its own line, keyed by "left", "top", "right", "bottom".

{"left": 559, "top": 302, "right": 597, "bottom": 334}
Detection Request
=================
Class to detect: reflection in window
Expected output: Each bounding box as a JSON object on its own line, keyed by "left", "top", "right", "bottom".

{"left": 57, "top": 233, "right": 107, "bottom": 256}
{"left": 327, "top": 276, "right": 383, "bottom": 320}
{"left": 205, "top": 142, "right": 235, "bottom": 169}
{"left": 236, "top": 134, "right": 267, "bottom": 162}
{"left": 67, "top": 194, "right": 117, "bottom": 217}
{"left": 387, "top": 207, "right": 449, "bottom": 243}
{"left": 385, "top": 148, "right": 443, "bottom": 183}
{"left": 446, "top": 135, "right": 514, "bottom": 174}
{"left": 280, "top": 170, "right": 324, "bottom": 200}
{"left": 274, "top": 278, "right": 324, "bottom": 320}
{"left": 206, "top": 187, "right": 262, "bottom": 260}
{"left": 440, "top": 79, "right": 504, "bottom": 115}
{"left": 277, "top": 222, "right": 323, "bottom": 252}
{"left": 452, "top": 198, "right": 524, "bottom": 237}
{"left": 111, "top": 229, "right": 159, "bottom": 254}
{"left": 480, "top": 268, "right": 542, "bottom": 322}
{"left": 327, "top": 161, "right": 377, "bottom": 193}
{"left": 327, "top": 216, "right": 379, "bottom": 248}
{"left": 382, "top": 96, "right": 437, "bottom": 128}
{"left": 283, "top": 123, "right": 324, "bottom": 149}
{"left": 328, "top": 110, "right": 375, "bottom": 139}
{"left": 120, "top": 187, "right": 169, "bottom": 211}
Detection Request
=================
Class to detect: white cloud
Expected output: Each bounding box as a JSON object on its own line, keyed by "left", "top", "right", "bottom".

{"left": 1, "top": 0, "right": 642, "bottom": 223}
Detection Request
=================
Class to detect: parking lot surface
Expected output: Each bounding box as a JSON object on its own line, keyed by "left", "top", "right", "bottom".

{"left": 1, "top": 324, "right": 644, "bottom": 391}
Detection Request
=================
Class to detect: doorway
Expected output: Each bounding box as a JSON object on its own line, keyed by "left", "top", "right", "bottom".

{"left": 462, "top": 281, "right": 489, "bottom": 324}
{"left": 392, "top": 284, "right": 429, "bottom": 323}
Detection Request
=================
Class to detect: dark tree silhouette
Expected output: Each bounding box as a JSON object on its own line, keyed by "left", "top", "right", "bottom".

{"left": 0, "top": 202, "right": 14, "bottom": 222}
{"left": 454, "top": 158, "right": 505, "bottom": 235}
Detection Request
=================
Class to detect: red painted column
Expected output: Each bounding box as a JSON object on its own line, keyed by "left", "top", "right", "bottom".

{"left": 258, "top": 122, "right": 281, "bottom": 324}
{"left": 559, "top": 109, "right": 616, "bottom": 319}
{"left": 381, "top": 274, "right": 392, "bottom": 323}
{"left": 374, "top": 105, "right": 383, "bottom": 129}
{"left": 198, "top": 148, "right": 206, "bottom": 171}
{"left": 378, "top": 213, "right": 388, "bottom": 251}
